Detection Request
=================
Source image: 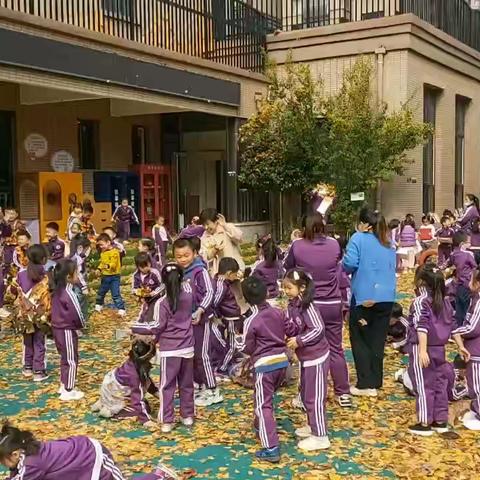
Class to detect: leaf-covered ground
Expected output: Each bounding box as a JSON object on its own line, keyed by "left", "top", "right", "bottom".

{"left": 1, "top": 272, "right": 479, "bottom": 479}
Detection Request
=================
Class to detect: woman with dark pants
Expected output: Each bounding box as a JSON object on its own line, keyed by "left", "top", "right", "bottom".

{"left": 284, "top": 213, "right": 352, "bottom": 407}
{"left": 343, "top": 207, "right": 396, "bottom": 397}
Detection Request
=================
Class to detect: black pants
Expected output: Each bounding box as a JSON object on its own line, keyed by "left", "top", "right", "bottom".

{"left": 349, "top": 302, "right": 393, "bottom": 389}
{"left": 455, "top": 285, "right": 471, "bottom": 327}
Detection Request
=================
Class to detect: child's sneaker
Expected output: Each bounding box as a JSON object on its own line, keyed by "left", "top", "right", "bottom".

{"left": 118, "top": 309, "right": 126, "bottom": 317}
{"left": 91, "top": 400, "right": 101, "bottom": 412}
{"left": 95, "top": 305, "right": 103, "bottom": 312}
{"left": 255, "top": 446, "right": 280, "bottom": 463}
{"left": 154, "top": 462, "right": 179, "bottom": 479}
{"left": 181, "top": 417, "right": 194, "bottom": 427}
{"left": 22, "top": 368, "right": 33, "bottom": 378}
{"left": 394, "top": 369, "right": 404, "bottom": 383}
{"left": 463, "top": 410, "right": 480, "bottom": 430}
{"left": 298, "top": 435, "right": 331, "bottom": 451}
{"left": 431, "top": 422, "right": 449, "bottom": 433}
{"left": 215, "top": 372, "right": 231, "bottom": 384}
{"left": 161, "top": 423, "right": 175, "bottom": 433}
{"left": 408, "top": 423, "right": 433, "bottom": 436}
{"left": 337, "top": 394, "right": 352, "bottom": 408}
{"left": 294, "top": 425, "right": 312, "bottom": 438}
{"left": 350, "top": 386, "right": 378, "bottom": 397}
{"left": 194, "top": 387, "right": 223, "bottom": 407}
{"left": 33, "top": 371, "right": 49, "bottom": 382}
{"left": 60, "top": 389, "right": 85, "bottom": 401}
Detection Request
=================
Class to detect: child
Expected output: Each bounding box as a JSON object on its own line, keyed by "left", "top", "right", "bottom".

{"left": 13, "top": 229, "right": 31, "bottom": 270}
{"left": 16, "top": 245, "right": 50, "bottom": 382}
{"left": 178, "top": 215, "right": 205, "bottom": 240}
{"left": 173, "top": 238, "right": 222, "bottom": 407}
{"left": 132, "top": 263, "right": 196, "bottom": 433}
{"left": 388, "top": 302, "right": 409, "bottom": 351}
{"left": 112, "top": 198, "right": 139, "bottom": 241}
{"left": 213, "top": 257, "right": 242, "bottom": 376}
{"left": 70, "top": 234, "right": 91, "bottom": 321}
{"left": 92, "top": 339, "right": 158, "bottom": 428}
{"left": 139, "top": 237, "right": 160, "bottom": 271}
{"left": 469, "top": 218, "right": 480, "bottom": 264}
{"left": 95, "top": 233, "right": 126, "bottom": 316}
{"left": 397, "top": 216, "right": 418, "bottom": 270}
{"left": 436, "top": 215, "right": 454, "bottom": 265}
{"left": 104, "top": 226, "right": 126, "bottom": 263}
{"left": 336, "top": 235, "right": 351, "bottom": 320}
{"left": 241, "top": 276, "right": 288, "bottom": 462}
{"left": 418, "top": 214, "right": 436, "bottom": 249}
{"left": 152, "top": 215, "right": 171, "bottom": 266}
{"left": 388, "top": 218, "right": 400, "bottom": 249}
{"left": 66, "top": 202, "right": 84, "bottom": 240}
{"left": 51, "top": 258, "right": 86, "bottom": 401}
{"left": 284, "top": 269, "right": 330, "bottom": 451}
{"left": 132, "top": 252, "right": 164, "bottom": 324}
{"left": 443, "top": 231, "right": 476, "bottom": 326}
{"left": 406, "top": 264, "right": 454, "bottom": 436}
{"left": 44, "top": 222, "right": 65, "bottom": 270}
{"left": 250, "top": 235, "right": 282, "bottom": 302}
{"left": 81, "top": 200, "right": 96, "bottom": 238}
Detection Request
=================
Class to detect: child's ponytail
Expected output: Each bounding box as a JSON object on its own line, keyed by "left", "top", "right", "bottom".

{"left": 0, "top": 422, "right": 41, "bottom": 459}
{"left": 129, "top": 340, "right": 156, "bottom": 383}
{"left": 415, "top": 264, "right": 446, "bottom": 314}
{"left": 161, "top": 263, "right": 184, "bottom": 313}
{"left": 50, "top": 258, "right": 77, "bottom": 292}
{"left": 284, "top": 269, "right": 315, "bottom": 310}
{"left": 26, "top": 244, "right": 48, "bottom": 282}
{"left": 257, "top": 235, "right": 278, "bottom": 266}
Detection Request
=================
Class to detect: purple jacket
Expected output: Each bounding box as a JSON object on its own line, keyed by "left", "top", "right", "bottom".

{"left": 152, "top": 225, "right": 170, "bottom": 245}
{"left": 436, "top": 227, "right": 454, "bottom": 240}
{"left": 71, "top": 252, "right": 88, "bottom": 290}
{"left": 285, "top": 298, "right": 329, "bottom": 363}
{"left": 399, "top": 225, "right": 417, "bottom": 247}
{"left": 446, "top": 247, "right": 477, "bottom": 287}
{"left": 178, "top": 224, "right": 205, "bottom": 239}
{"left": 46, "top": 237, "right": 66, "bottom": 261}
{"left": 407, "top": 288, "right": 453, "bottom": 347}
{"left": 132, "top": 283, "right": 194, "bottom": 357}
{"left": 17, "top": 267, "right": 45, "bottom": 293}
{"left": 283, "top": 235, "right": 341, "bottom": 301}
{"left": 132, "top": 268, "right": 164, "bottom": 303}
{"left": 453, "top": 292, "right": 480, "bottom": 360}
{"left": 458, "top": 205, "right": 480, "bottom": 232}
{"left": 114, "top": 358, "right": 157, "bottom": 424}
{"left": 113, "top": 205, "right": 138, "bottom": 224}
{"left": 242, "top": 303, "right": 287, "bottom": 371}
{"left": 213, "top": 276, "right": 241, "bottom": 319}
{"left": 251, "top": 260, "right": 281, "bottom": 298}
{"left": 8, "top": 436, "right": 122, "bottom": 480}
{"left": 471, "top": 231, "right": 480, "bottom": 248}
{"left": 51, "top": 284, "right": 85, "bottom": 330}
{"left": 184, "top": 256, "right": 214, "bottom": 321}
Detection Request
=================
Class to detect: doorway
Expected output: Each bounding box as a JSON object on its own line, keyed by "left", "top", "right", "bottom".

{"left": 0, "top": 111, "right": 15, "bottom": 208}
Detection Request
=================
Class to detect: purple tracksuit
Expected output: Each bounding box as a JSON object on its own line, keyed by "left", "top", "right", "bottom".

{"left": 242, "top": 303, "right": 288, "bottom": 449}
{"left": 178, "top": 224, "right": 205, "bottom": 239}
{"left": 286, "top": 298, "right": 330, "bottom": 437}
{"left": 0, "top": 220, "right": 18, "bottom": 307}
{"left": 132, "top": 283, "right": 195, "bottom": 424}
{"left": 338, "top": 265, "right": 351, "bottom": 314}
{"left": 457, "top": 205, "right": 480, "bottom": 233}
{"left": 152, "top": 225, "right": 170, "bottom": 266}
{"left": 17, "top": 267, "right": 47, "bottom": 373}
{"left": 251, "top": 260, "right": 281, "bottom": 299}
{"left": 113, "top": 205, "right": 138, "bottom": 241}
{"left": 183, "top": 257, "right": 216, "bottom": 389}
{"left": 436, "top": 227, "right": 454, "bottom": 264}
{"left": 399, "top": 225, "right": 417, "bottom": 247}
{"left": 46, "top": 236, "right": 66, "bottom": 262}
{"left": 407, "top": 288, "right": 454, "bottom": 425}
{"left": 212, "top": 276, "right": 241, "bottom": 373}
{"left": 452, "top": 292, "right": 480, "bottom": 420}
{"left": 51, "top": 284, "right": 85, "bottom": 391}
{"left": 132, "top": 268, "right": 164, "bottom": 324}
{"left": 284, "top": 235, "right": 350, "bottom": 396}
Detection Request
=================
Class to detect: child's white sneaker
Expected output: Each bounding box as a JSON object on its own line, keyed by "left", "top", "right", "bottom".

{"left": 91, "top": 400, "right": 101, "bottom": 412}
{"left": 95, "top": 305, "right": 103, "bottom": 312}
{"left": 118, "top": 309, "right": 126, "bottom": 317}
{"left": 22, "top": 368, "right": 33, "bottom": 378}
{"left": 154, "top": 462, "right": 179, "bottom": 479}
{"left": 194, "top": 387, "right": 223, "bottom": 407}
{"left": 350, "top": 386, "right": 377, "bottom": 397}
{"left": 57, "top": 384, "right": 65, "bottom": 394}
{"left": 33, "top": 372, "right": 49, "bottom": 382}
{"left": 181, "top": 417, "right": 194, "bottom": 427}
{"left": 295, "top": 425, "right": 312, "bottom": 438}
{"left": 394, "top": 369, "right": 405, "bottom": 383}
{"left": 298, "top": 435, "right": 331, "bottom": 451}
{"left": 161, "top": 423, "right": 175, "bottom": 433}
{"left": 60, "top": 389, "right": 85, "bottom": 401}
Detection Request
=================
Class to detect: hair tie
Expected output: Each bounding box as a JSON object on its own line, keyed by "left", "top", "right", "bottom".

{"left": 0, "top": 435, "right": 8, "bottom": 445}
{"left": 293, "top": 271, "right": 300, "bottom": 281}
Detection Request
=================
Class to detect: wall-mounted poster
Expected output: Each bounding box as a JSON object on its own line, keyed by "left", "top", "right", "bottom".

{"left": 51, "top": 150, "right": 74, "bottom": 172}
{"left": 24, "top": 133, "right": 48, "bottom": 159}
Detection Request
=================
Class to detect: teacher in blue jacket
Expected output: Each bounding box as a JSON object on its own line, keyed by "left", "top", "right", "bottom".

{"left": 343, "top": 207, "right": 396, "bottom": 397}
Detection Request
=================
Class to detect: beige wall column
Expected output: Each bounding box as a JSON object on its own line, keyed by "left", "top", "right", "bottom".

{"left": 375, "top": 46, "right": 386, "bottom": 211}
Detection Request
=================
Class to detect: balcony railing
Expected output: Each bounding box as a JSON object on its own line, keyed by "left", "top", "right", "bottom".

{"left": 0, "top": 1, "right": 479, "bottom": 74}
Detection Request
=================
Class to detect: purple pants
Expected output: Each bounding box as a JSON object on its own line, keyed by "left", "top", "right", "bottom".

{"left": 0, "top": 264, "right": 5, "bottom": 307}
{"left": 254, "top": 368, "right": 286, "bottom": 448}
{"left": 156, "top": 241, "right": 169, "bottom": 266}
{"left": 408, "top": 344, "right": 448, "bottom": 424}
{"left": 219, "top": 320, "right": 237, "bottom": 373}
{"left": 315, "top": 301, "right": 350, "bottom": 396}
{"left": 116, "top": 220, "right": 130, "bottom": 241}
{"left": 193, "top": 320, "right": 216, "bottom": 389}
{"left": 210, "top": 322, "right": 227, "bottom": 372}
{"left": 158, "top": 356, "right": 194, "bottom": 423}
{"left": 53, "top": 328, "right": 79, "bottom": 391}
{"left": 300, "top": 357, "right": 329, "bottom": 437}
{"left": 23, "top": 327, "right": 47, "bottom": 372}
{"left": 466, "top": 360, "right": 480, "bottom": 420}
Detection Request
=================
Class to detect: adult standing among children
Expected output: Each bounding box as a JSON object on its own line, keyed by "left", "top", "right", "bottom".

{"left": 283, "top": 213, "right": 352, "bottom": 407}
{"left": 457, "top": 193, "right": 480, "bottom": 233}
{"left": 343, "top": 207, "right": 396, "bottom": 397}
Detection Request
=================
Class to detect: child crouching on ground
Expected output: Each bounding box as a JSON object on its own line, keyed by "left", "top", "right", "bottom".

{"left": 284, "top": 269, "right": 331, "bottom": 451}
{"left": 241, "top": 276, "right": 288, "bottom": 463}
{"left": 92, "top": 339, "right": 158, "bottom": 428}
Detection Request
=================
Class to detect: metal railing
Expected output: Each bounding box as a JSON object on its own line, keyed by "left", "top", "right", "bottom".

{"left": 0, "top": 1, "right": 479, "bottom": 73}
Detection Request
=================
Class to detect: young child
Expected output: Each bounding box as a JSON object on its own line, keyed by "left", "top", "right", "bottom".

{"left": 13, "top": 229, "right": 31, "bottom": 270}
{"left": 112, "top": 198, "right": 139, "bottom": 241}
{"left": 241, "top": 276, "right": 288, "bottom": 462}
{"left": 212, "top": 257, "right": 242, "bottom": 376}
{"left": 336, "top": 236, "right": 351, "bottom": 320}
{"left": 70, "top": 235, "right": 91, "bottom": 321}
{"left": 436, "top": 215, "right": 454, "bottom": 265}
{"left": 92, "top": 339, "right": 158, "bottom": 428}
{"left": 284, "top": 269, "right": 330, "bottom": 451}
{"left": 152, "top": 215, "right": 171, "bottom": 266}
{"left": 139, "top": 237, "right": 160, "bottom": 271}
{"left": 250, "top": 235, "right": 282, "bottom": 302}
{"left": 388, "top": 302, "right": 409, "bottom": 351}
{"left": 178, "top": 215, "right": 205, "bottom": 240}
{"left": 81, "top": 200, "right": 96, "bottom": 239}
{"left": 406, "top": 264, "right": 454, "bottom": 436}
{"left": 95, "top": 233, "right": 125, "bottom": 316}
{"left": 44, "top": 222, "right": 65, "bottom": 270}
{"left": 132, "top": 263, "right": 196, "bottom": 433}
{"left": 173, "top": 238, "right": 222, "bottom": 407}
{"left": 397, "top": 216, "right": 418, "bottom": 270}
{"left": 470, "top": 218, "right": 480, "bottom": 265}
{"left": 66, "top": 202, "right": 84, "bottom": 240}
{"left": 16, "top": 245, "right": 50, "bottom": 382}
{"left": 104, "top": 226, "right": 126, "bottom": 263}
{"left": 418, "top": 214, "right": 436, "bottom": 249}
{"left": 443, "top": 231, "right": 477, "bottom": 326}
{"left": 51, "top": 258, "right": 85, "bottom": 401}
{"left": 132, "top": 252, "right": 164, "bottom": 324}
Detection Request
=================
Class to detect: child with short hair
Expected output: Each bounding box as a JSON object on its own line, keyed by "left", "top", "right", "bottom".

{"left": 242, "top": 276, "right": 288, "bottom": 462}
{"left": 95, "top": 233, "right": 125, "bottom": 317}
{"left": 70, "top": 234, "right": 91, "bottom": 321}
{"left": 112, "top": 198, "right": 139, "bottom": 241}
{"left": 388, "top": 302, "right": 409, "bottom": 351}
{"left": 418, "top": 214, "right": 436, "bottom": 249}
{"left": 212, "top": 257, "right": 241, "bottom": 376}
{"left": 44, "top": 222, "right": 65, "bottom": 270}
{"left": 133, "top": 263, "right": 196, "bottom": 432}
{"left": 13, "top": 229, "right": 31, "bottom": 270}
{"left": 173, "top": 238, "right": 222, "bottom": 407}
{"left": 284, "top": 269, "right": 331, "bottom": 452}
{"left": 103, "top": 226, "right": 126, "bottom": 263}
{"left": 152, "top": 215, "right": 171, "bottom": 266}
{"left": 436, "top": 215, "right": 454, "bottom": 265}
{"left": 92, "top": 339, "right": 158, "bottom": 428}
{"left": 406, "top": 264, "right": 454, "bottom": 436}
{"left": 139, "top": 237, "right": 160, "bottom": 271}
{"left": 51, "top": 258, "right": 85, "bottom": 401}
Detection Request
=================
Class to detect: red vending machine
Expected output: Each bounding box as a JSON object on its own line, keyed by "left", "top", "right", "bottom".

{"left": 130, "top": 165, "right": 172, "bottom": 237}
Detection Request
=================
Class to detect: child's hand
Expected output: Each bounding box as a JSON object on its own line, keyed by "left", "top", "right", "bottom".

{"left": 286, "top": 337, "right": 298, "bottom": 350}
{"left": 420, "top": 350, "right": 430, "bottom": 368}
{"left": 192, "top": 308, "right": 203, "bottom": 325}
{"left": 459, "top": 346, "right": 471, "bottom": 363}
{"left": 144, "top": 420, "right": 157, "bottom": 430}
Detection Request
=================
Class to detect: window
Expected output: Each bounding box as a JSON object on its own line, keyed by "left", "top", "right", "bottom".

{"left": 238, "top": 189, "right": 270, "bottom": 222}
{"left": 103, "top": 0, "right": 132, "bottom": 19}
{"left": 423, "top": 86, "right": 439, "bottom": 213}
{"left": 78, "top": 120, "right": 100, "bottom": 170}
{"left": 292, "top": 0, "right": 330, "bottom": 29}
{"left": 455, "top": 96, "right": 470, "bottom": 208}
{"left": 132, "top": 126, "right": 147, "bottom": 165}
